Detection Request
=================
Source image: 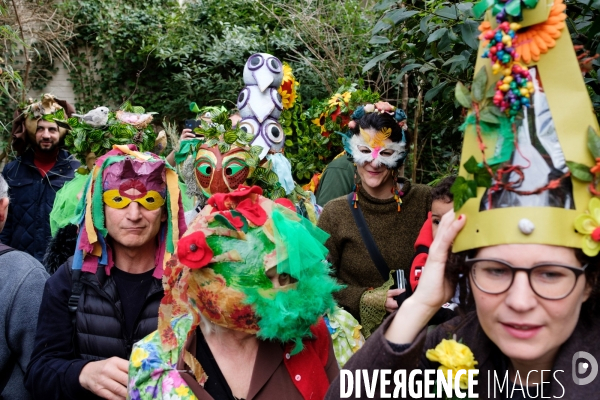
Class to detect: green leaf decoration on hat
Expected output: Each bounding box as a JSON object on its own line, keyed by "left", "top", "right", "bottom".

{"left": 567, "top": 161, "right": 594, "bottom": 182}
{"left": 471, "top": 67, "right": 488, "bottom": 103}
{"left": 190, "top": 102, "right": 201, "bottom": 113}
{"left": 455, "top": 82, "right": 472, "bottom": 109}
{"left": 451, "top": 176, "right": 479, "bottom": 211}
{"left": 463, "top": 156, "right": 492, "bottom": 189}
{"left": 474, "top": 0, "right": 539, "bottom": 20}
{"left": 568, "top": 127, "right": 600, "bottom": 192}
{"left": 223, "top": 130, "right": 238, "bottom": 144}
{"left": 63, "top": 105, "right": 157, "bottom": 168}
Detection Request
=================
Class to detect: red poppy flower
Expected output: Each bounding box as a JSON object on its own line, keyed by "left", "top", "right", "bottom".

{"left": 236, "top": 198, "right": 268, "bottom": 226}
{"left": 220, "top": 211, "right": 245, "bottom": 230}
{"left": 207, "top": 185, "right": 263, "bottom": 210}
{"left": 177, "top": 231, "right": 213, "bottom": 269}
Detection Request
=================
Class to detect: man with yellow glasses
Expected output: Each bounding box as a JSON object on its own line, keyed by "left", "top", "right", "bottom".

{"left": 25, "top": 145, "right": 186, "bottom": 400}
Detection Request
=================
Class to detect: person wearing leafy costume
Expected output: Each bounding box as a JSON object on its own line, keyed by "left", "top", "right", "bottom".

{"left": 0, "top": 94, "right": 80, "bottom": 263}
{"left": 25, "top": 145, "right": 186, "bottom": 400}
{"left": 176, "top": 106, "right": 322, "bottom": 224}
{"left": 45, "top": 102, "right": 163, "bottom": 272}
{"left": 128, "top": 185, "right": 341, "bottom": 399}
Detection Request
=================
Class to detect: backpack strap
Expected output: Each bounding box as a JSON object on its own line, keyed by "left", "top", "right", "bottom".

{"left": 68, "top": 269, "right": 84, "bottom": 315}
{"left": 346, "top": 193, "right": 390, "bottom": 281}
{"left": 66, "top": 257, "right": 84, "bottom": 331}
{"left": 0, "top": 243, "right": 14, "bottom": 257}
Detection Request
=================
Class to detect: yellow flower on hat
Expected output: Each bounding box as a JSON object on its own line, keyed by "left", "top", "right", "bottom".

{"left": 574, "top": 197, "right": 600, "bottom": 256}
{"left": 328, "top": 91, "right": 351, "bottom": 108}
{"left": 278, "top": 63, "right": 299, "bottom": 110}
{"left": 312, "top": 112, "right": 328, "bottom": 134}
{"left": 426, "top": 338, "right": 478, "bottom": 390}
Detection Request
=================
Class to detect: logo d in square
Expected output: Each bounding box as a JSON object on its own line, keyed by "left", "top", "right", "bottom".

{"left": 572, "top": 351, "right": 598, "bottom": 385}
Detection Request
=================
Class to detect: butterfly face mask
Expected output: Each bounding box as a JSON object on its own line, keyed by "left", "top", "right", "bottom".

{"left": 349, "top": 127, "right": 407, "bottom": 169}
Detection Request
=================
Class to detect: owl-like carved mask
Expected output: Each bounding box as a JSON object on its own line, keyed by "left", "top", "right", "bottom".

{"left": 194, "top": 146, "right": 252, "bottom": 197}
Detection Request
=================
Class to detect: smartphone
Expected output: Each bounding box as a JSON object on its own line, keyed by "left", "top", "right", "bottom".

{"left": 393, "top": 269, "right": 409, "bottom": 307}
{"left": 395, "top": 269, "right": 406, "bottom": 290}
{"left": 184, "top": 119, "right": 202, "bottom": 131}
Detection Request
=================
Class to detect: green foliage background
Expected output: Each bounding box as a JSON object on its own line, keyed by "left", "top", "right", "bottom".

{"left": 2, "top": 0, "right": 600, "bottom": 184}
{"left": 61, "top": 0, "right": 374, "bottom": 119}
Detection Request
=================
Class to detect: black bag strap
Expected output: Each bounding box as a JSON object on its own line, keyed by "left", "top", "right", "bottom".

{"left": 0, "top": 243, "right": 14, "bottom": 257}
{"left": 68, "top": 269, "right": 84, "bottom": 316}
{"left": 0, "top": 244, "right": 16, "bottom": 395}
{"left": 347, "top": 193, "right": 390, "bottom": 281}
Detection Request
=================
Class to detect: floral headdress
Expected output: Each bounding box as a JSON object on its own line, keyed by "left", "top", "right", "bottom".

{"left": 64, "top": 101, "right": 158, "bottom": 171}
{"left": 310, "top": 81, "right": 380, "bottom": 139}
{"left": 71, "top": 144, "right": 185, "bottom": 278}
{"left": 158, "top": 185, "right": 340, "bottom": 358}
{"left": 338, "top": 101, "right": 409, "bottom": 170}
{"left": 176, "top": 107, "right": 288, "bottom": 200}
{"left": 452, "top": 0, "right": 600, "bottom": 254}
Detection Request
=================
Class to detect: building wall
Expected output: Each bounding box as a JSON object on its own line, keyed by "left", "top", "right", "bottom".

{"left": 28, "top": 63, "right": 76, "bottom": 106}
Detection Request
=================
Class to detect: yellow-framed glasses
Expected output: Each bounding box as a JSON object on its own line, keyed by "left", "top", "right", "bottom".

{"left": 103, "top": 189, "right": 165, "bottom": 211}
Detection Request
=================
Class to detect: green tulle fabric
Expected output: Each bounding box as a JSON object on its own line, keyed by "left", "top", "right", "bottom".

{"left": 49, "top": 173, "right": 89, "bottom": 236}
{"left": 243, "top": 209, "right": 341, "bottom": 354}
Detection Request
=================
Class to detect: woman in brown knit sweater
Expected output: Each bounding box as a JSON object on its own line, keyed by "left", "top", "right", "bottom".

{"left": 318, "top": 103, "right": 431, "bottom": 337}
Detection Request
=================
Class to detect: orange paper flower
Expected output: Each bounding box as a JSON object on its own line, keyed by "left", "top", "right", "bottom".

{"left": 513, "top": 0, "right": 567, "bottom": 64}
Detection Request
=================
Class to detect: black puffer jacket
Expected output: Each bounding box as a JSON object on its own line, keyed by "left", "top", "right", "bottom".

{"left": 0, "top": 148, "right": 79, "bottom": 262}
{"left": 25, "top": 258, "right": 163, "bottom": 400}
{"left": 74, "top": 260, "right": 163, "bottom": 360}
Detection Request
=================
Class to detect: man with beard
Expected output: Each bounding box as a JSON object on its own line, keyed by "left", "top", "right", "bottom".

{"left": 0, "top": 94, "right": 79, "bottom": 263}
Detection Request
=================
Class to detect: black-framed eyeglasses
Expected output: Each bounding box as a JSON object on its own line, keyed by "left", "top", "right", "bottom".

{"left": 465, "top": 257, "right": 588, "bottom": 300}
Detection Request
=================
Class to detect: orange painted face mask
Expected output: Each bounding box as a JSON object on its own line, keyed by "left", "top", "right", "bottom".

{"left": 103, "top": 189, "right": 165, "bottom": 211}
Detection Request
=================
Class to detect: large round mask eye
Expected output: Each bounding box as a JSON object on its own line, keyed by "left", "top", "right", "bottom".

{"left": 239, "top": 118, "right": 260, "bottom": 139}
{"left": 248, "top": 54, "right": 264, "bottom": 71}
{"left": 266, "top": 57, "right": 282, "bottom": 73}
{"left": 237, "top": 88, "right": 250, "bottom": 110}
{"left": 263, "top": 120, "right": 284, "bottom": 144}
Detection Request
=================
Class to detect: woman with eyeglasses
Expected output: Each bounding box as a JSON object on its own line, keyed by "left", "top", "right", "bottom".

{"left": 325, "top": 210, "right": 600, "bottom": 399}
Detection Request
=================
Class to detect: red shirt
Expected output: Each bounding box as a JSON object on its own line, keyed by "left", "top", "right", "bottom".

{"left": 33, "top": 149, "right": 58, "bottom": 177}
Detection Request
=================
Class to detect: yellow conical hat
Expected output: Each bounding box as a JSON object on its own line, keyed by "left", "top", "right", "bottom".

{"left": 453, "top": 0, "right": 600, "bottom": 255}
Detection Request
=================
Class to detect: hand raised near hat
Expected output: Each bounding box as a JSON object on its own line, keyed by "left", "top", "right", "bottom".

{"left": 384, "top": 211, "right": 466, "bottom": 344}
{"left": 79, "top": 356, "right": 128, "bottom": 400}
